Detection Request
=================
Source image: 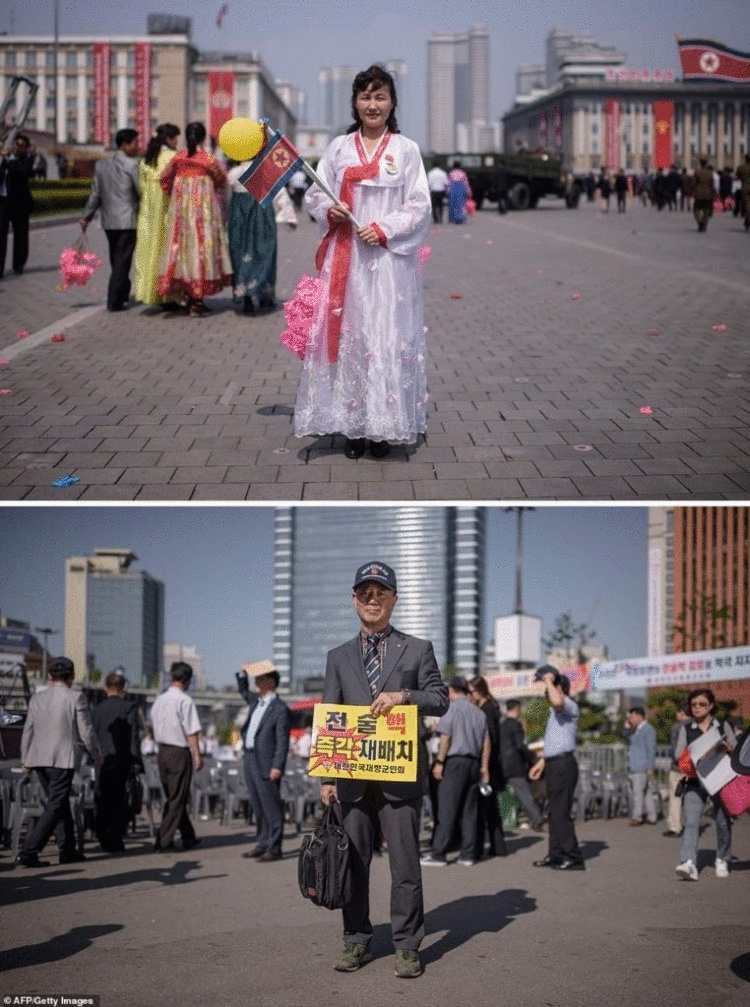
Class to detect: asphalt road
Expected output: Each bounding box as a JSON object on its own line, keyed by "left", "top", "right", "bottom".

{"left": 1, "top": 809, "right": 748, "bottom": 1007}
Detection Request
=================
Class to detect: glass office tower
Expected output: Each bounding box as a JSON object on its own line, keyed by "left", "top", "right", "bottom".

{"left": 273, "top": 507, "right": 485, "bottom": 689}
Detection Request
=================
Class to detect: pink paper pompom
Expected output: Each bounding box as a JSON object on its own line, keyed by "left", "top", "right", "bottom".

{"left": 279, "top": 274, "right": 324, "bottom": 361}
{"left": 418, "top": 245, "right": 432, "bottom": 265}
{"left": 58, "top": 246, "right": 104, "bottom": 290}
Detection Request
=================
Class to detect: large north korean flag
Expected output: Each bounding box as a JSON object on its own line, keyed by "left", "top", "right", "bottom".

{"left": 678, "top": 38, "right": 750, "bottom": 82}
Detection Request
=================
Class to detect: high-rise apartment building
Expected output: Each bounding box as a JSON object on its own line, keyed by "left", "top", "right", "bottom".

{"left": 427, "top": 25, "right": 490, "bottom": 153}
{"left": 273, "top": 508, "right": 485, "bottom": 689}
{"left": 545, "top": 27, "right": 625, "bottom": 88}
{"left": 648, "top": 507, "right": 750, "bottom": 714}
{"left": 65, "top": 549, "right": 164, "bottom": 686}
{"left": 318, "top": 61, "right": 407, "bottom": 136}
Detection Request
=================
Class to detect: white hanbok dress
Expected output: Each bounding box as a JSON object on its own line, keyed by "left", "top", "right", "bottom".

{"left": 294, "top": 130, "right": 431, "bottom": 444}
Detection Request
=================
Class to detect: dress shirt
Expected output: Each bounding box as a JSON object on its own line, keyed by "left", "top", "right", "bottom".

{"left": 427, "top": 166, "right": 448, "bottom": 192}
{"left": 436, "top": 697, "right": 488, "bottom": 757}
{"left": 149, "top": 686, "right": 201, "bottom": 748}
{"left": 542, "top": 696, "right": 579, "bottom": 758}
{"left": 245, "top": 692, "right": 277, "bottom": 750}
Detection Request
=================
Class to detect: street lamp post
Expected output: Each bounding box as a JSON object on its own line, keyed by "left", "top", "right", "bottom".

{"left": 53, "top": 0, "right": 59, "bottom": 155}
{"left": 34, "top": 626, "right": 59, "bottom": 678}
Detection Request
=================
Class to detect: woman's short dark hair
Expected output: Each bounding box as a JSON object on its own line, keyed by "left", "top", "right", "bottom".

{"left": 144, "top": 122, "right": 180, "bottom": 167}
{"left": 347, "top": 64, "right": 399, "bottom": 135}
{"left": 185, "top": 121, "right": 207, "bottom": 158}
{"left": 688, "top": 688, "right": 716, "bottom": 713}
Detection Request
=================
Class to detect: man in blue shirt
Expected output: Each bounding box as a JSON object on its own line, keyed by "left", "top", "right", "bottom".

{"left": 528, "top": 665, "right": 585, "bottom": 870}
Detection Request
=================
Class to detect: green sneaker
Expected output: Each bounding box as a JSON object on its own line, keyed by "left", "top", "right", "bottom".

{"left": 394, "top": 949, "right": 423, "bottom": 978}
{"left": 334, "top": 943, "right": 372, "bottom": 972}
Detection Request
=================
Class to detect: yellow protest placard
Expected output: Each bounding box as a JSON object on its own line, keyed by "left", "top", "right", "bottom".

{"left": 308, "top": 704, "right": 418, "bottom": 782}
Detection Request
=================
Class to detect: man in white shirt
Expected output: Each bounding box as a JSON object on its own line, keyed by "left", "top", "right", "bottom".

{"left": 427, "top": 162, "right": 448, "bottom": 223}
{"left": 236, "top": 660, "right": 291, "bottom": 862}
{"left": 149, "top": 662, "right": 203, "bottom": 852}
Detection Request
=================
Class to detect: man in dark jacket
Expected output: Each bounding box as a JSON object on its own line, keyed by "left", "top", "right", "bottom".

{"left": 500, "top": 699, "right": 544, "bottom": 830}
{"left": 236, "top": 660, "right": 291, "bottom": 863}
{"left": 693, "top": 157, "right": 716, "bottom": 232}
{"left": 91, "top": 671, "right": 142, "bottom": 853}
{"left": 0, "top": 133, "right": 35, "bottom": 278}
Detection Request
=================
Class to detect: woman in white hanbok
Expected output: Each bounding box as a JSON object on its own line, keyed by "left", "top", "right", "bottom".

{"left": 294, "top": 65, "right": 431, "bottom": 458}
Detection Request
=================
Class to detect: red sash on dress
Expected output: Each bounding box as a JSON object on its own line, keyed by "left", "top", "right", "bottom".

{"left": 314, "top": 131, "right": 391, "bottom": 363}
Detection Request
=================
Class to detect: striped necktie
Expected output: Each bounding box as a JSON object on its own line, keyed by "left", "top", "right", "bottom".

{"left": 364, "top": 633, "right": 382, "bottom": 698}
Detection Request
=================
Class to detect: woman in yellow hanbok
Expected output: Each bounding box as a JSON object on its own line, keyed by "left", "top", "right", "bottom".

{"left": 133, "top": 123, "right": 180, "bottom": 305}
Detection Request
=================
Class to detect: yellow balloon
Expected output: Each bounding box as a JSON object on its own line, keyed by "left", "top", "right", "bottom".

{"left": 218, "top": 118, "right": 266, "bottom": 162}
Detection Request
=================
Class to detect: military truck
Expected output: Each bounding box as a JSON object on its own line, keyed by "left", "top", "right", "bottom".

{"left": 430, "top": 151, "right": 582, "bottom": 210}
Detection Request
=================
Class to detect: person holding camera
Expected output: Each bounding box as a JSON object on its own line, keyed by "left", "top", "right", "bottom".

{"left": 529, "top": 665, "right": 585, "bottom": 871}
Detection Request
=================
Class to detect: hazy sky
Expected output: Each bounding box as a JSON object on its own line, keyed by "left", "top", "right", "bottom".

{"left": 7, "top": 0, "right": 750, "bottom": 143}
{"left": 0, "top": 505, "right": 648, "bottom": 686}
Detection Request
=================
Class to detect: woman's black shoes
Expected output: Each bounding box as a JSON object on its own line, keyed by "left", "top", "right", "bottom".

{"left": 344, "top": 438, "right": 366, "bottom": 459}
{"left": 369, "top": 441, "right": 391, "bottom": 459}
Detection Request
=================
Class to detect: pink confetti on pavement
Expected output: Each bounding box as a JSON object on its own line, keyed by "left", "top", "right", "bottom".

{"left": 639, "top": 406, "right": 653, "bottom": 415}
{"left": 572, "top": 292, "right": 581, "bottom": 300}
{"left": 0, "top": 388, "right": 12, "bottom": 394}
{"left": 712, "top": 324, "right": 727, "bottom": 332}
{"left": 16, "top": 329, "right": 29, "bottom": 339}
{"left": 647, "top": 330, "right": 661, "bottom": 338}
{"left": 449, "top": 293, "right": 463, "bottom": 300}
{"left": 630, "top": 229, "right": 639, "bottom": 236}
{"left": 51, "top": 333, "right": 66, "bottom": 343}
{"left": 0, "top": 359, "right": 9, "bottom": 366}
{"left": 418, "top": 245, "right": 432, "bottom": 264}
{"left": 485, "top": 239, "right": 494, "bottom": 245}
{"left": 537, "top": 269, "right": 544, "bottom": 275}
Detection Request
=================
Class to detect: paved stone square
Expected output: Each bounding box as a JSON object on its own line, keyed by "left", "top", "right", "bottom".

{"left": 1, "top": 199, "right": 748, "bottom": 500}
{"left": 1, "top": 810, "right": 748, "bottom": 1006}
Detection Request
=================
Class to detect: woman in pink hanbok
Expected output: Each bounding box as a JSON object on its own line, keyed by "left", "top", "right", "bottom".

{"left": 157, "top": 121, "right": 232, "bottom": 317}
{"left": 294, "top": 65, "right": 431, "bottom": 459}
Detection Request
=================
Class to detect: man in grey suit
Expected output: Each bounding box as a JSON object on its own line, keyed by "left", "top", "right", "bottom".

{"left": 18, "top": 657, "right": 101, "bottom": 868}
{"left": 625, "top": 707, "right": 658, "bottom": 826}
{"left": 80, "top": 128, "right": 140, "bottom": 312}
{"left": 321, "top": 561, "right": 448, "bottom": 980}
{"left": 236, "top": 660, "right": 291, "bottom": 863}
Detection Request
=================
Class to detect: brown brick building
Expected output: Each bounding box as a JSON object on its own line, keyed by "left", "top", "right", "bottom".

{"left": 654, "top": 507, "right": 750, "bottom": 719}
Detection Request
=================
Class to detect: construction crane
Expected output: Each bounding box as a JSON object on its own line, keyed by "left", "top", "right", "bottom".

{"left": 0, "top": 75, "right": 40, "bottom": 148}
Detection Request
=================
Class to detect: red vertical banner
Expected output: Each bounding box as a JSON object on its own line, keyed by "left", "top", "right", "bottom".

{"left": 653, "top": 100, "right": 674, "bottom": 169}
{"left": 605, "top": 99, "right": 621, "bottom": 169}
{"left": 208, "top": 70, "right": 235, "bottom": 139}
{"left": 538, "top": 110, "right": 548, "bottom": 149}
{"left": 553, "top": 105, "right": 562, "bottom": 154}
{"left": 134, "top": 43, "right": 151, "bottom": 153}
{"left": 93, "top": 43, "right": 111, "bottom": 145}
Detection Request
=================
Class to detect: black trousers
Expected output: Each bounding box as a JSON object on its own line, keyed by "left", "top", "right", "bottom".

{"left": 95, "top": 759, "right": 131, "bottom": 850}
{"left": 432, "top": 755, "right": 480, "bottom": 860}
{"left": 156, "top": 744, "right": 196, "bottom": 848}
{"left": 430, "top": 191, "right": 445, "bottom": 223}
{"left": 475, "top": 786, "right": 506, "bottom": 858}
{"left": 340, "top": 783, "right": 424, "bottom": 950}
{"left": 21, "top": 767, "right": 76, "bottom": 857}
{"left": 545, "top": 753, "right": 582, "bottom": 862}
{"left": 0, "top": 198, "right": 30, "bottom": 276}
{"left": 105, "top": 228, "right": 137, "bottom": 309}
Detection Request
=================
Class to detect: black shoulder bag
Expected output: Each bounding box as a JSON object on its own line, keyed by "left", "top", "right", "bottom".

{"left": 297, "top": 802, "right": 352, "bottom": 910}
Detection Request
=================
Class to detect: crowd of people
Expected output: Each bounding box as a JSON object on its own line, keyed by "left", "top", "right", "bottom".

{"left": 584, "top": 153, "right": 750, "bottom": 231}
{"left": 79, "top": 121, "right": 297, "bottom": 317}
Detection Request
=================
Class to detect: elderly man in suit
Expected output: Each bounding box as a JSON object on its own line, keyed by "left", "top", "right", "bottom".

{"left": 80, "top": 128, "right": 140, "bottom": 311}
{"left": 0, "top": 132, "right": 35, "bottom": 278}
{"left": 236, "top": 660, "right": 291, "bottom": 863}
{"left": 91, "top": 671, "right": 142, "bottom": 853}
{"left": 17, "top": 656, "right": 101, "bottom": 868}
{"left": 321, "top": 561, "right": 448, "bottom": 980}
{"left": 625, "top": 706, "right": 658, "bottom": 826}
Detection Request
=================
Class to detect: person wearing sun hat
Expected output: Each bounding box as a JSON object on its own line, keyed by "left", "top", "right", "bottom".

{"left": 236, "top": 659, "right": 291, "bottom": 862}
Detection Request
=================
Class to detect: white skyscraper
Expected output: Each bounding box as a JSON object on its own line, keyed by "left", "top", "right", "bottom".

{"left": 428, "top": 25, "right": 490, "bottom": 153}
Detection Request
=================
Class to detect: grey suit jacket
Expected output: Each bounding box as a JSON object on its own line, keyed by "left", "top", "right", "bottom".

{"left": 21, "top": 683, "right": 101, "bottom": 769}
{"left": 83, "top": 150, "right": 140, "bottom": 229}
{"left": 322, "top": 627, "right": 448, "bottom": 802}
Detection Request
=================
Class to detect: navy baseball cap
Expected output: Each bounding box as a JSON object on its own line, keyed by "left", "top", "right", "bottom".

{"left": 353, "top": 561, "right": 397, "bottom": 592}
{"left": 535, "top": 664, "right": 559, "bottom": 682}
